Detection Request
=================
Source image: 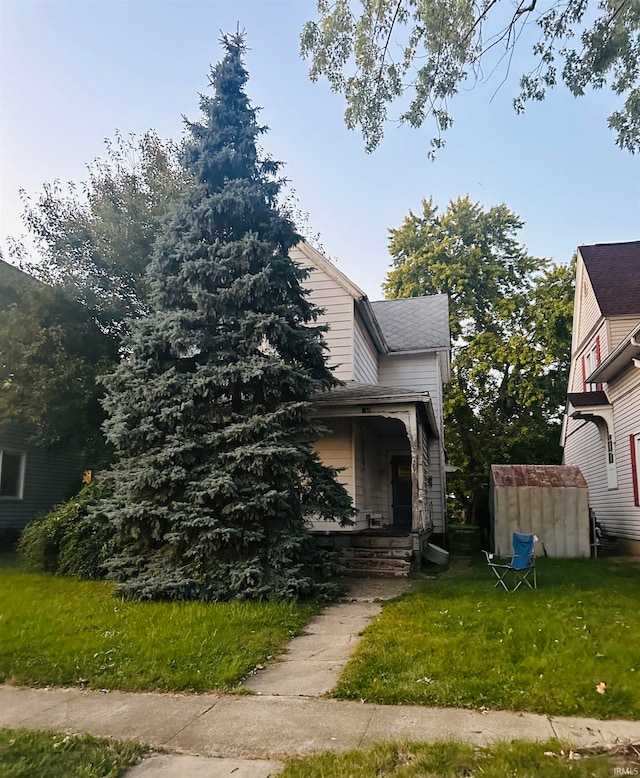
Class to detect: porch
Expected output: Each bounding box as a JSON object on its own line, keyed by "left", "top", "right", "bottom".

{"left": 310, "top": 383, "right": 439, "bottom": 573}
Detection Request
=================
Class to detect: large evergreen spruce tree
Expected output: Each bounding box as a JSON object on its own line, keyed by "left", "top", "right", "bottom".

{"left": 99, "top": 34, "right": 353, "bottom": 601}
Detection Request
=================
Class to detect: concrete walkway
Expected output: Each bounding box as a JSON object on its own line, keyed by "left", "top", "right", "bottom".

{"left": 3, "top": 578, "right": 639, "bottom": 777}
{"left": 243, "top": 577, "right": 413, "bottom": 697}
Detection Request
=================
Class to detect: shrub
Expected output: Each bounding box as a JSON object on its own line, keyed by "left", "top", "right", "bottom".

{"left": 18, "top": 480, "right": 113, "bottom": 579}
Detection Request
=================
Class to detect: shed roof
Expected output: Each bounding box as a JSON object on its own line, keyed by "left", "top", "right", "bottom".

{"left": 370, "top": 295, "right": 450, "bottom": 351}
{"left": 491, "top": 464, "right": 588, "bottom": 488}
{"left": 579, "top": 241, "right": 640, "bottom": 317}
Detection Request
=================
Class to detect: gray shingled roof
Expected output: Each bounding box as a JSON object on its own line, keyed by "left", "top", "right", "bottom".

{"left": 370, "top": 294, "right": 450, "bottom": 352}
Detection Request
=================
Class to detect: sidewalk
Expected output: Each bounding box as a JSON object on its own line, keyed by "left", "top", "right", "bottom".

{"left": 3, "top": 578, "right": 639, "bottom": 777}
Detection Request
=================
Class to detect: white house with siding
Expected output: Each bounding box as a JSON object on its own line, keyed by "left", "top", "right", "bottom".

{"left": 292, "top": 242, "right": 451, "bottom": 569}
{"left": 562, "top": 241, "right": 640, "bottom": 554}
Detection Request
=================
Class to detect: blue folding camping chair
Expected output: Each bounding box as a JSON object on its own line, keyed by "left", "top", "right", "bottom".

{"left": 484, "top": 532, "right": 538, "bottom": 590}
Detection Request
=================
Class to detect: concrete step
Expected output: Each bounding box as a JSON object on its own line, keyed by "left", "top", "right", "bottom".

{"left": 338, "top": 548, "right": 413, "bottom": 560}
{"left": 339, "top": 555, "right": 413, "bottom": 578}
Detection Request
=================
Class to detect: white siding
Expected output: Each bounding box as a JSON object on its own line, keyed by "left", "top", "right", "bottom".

{"left": 353, "top": 313, "right": 379, "bottom": 384}
{"left": 609, "top": 317, "right": 640, "bottom": 352}
{"left": 564, "top": 362, "right": 640, "bottom": 541}
{"left": 291, "top": 246, "right": 355, "bottom": 381}
{"left": 602, "top": 365, "right": 640, "bottom": 540}
{"left": 571, "top": 321, "right": 609, "bottom": 392}
{"left": 576, "top": 255, "right": 603, "bottom": 347}
{"left": 378, "top": 352, "right": 446, "bottom": 534}
{"left": 311, "top": 418, "right": 368, "bottom": 532}
{"left": 378, "top": 353, "right": 443, "bottom": 428}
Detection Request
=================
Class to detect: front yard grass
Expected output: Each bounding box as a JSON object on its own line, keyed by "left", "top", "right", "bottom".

{"left": 0, "top": 554, "right": 319, "bottom": 692}
{"left": 279, "top": 739, "right": 639, "bottom": 778}
{"left": 334, "top": 556, "right": 640, "bottom": 719}
{"left": 0, "top": 728, "right": 146, "bottom": 778}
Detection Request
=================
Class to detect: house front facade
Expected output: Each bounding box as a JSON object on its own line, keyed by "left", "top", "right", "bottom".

{"left": 292, "top": 242, "right": 451, "bottom": 566}
{"left": 562, "top": 241, "right": 640, "bottom": 554}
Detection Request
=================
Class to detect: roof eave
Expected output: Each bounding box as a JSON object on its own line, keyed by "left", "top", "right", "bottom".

{"left": 356, "top": 298, "right": 389, "bottom": 354}
{"left": 294, "top": 240, "right": 367, "bottom": 301}
{"left": 587, "top": 322, "right": 640, "bottom": 382}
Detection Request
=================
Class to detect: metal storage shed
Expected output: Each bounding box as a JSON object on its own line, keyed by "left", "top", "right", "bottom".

{"left": 490, "top": 465, "right": 590, "bottom": 558}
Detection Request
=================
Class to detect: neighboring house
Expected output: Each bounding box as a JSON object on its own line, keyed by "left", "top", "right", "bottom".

{"left": 562, "top": 241, "right": 640, "bottom": 554}
{"left": 0, "top": 258, "right": 82, "bottom": 536}
{"left": 292, "top": 242, "right": 451, "bottom": 567}
{"left": 0, "top": 421, "right": 82, "bottom": 535}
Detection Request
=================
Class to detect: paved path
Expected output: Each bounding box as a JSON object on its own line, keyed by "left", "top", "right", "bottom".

{"left": 243, "top": 578, "right": 413, "bottom": 697}
{"left": 3, "top": 684, "right": 639, "bottom": 775}
{"left": 3, "top": 577, "right": 639, "bottom": 776}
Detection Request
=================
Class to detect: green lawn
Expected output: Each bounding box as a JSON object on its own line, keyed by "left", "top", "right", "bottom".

{"left": 279, "top": 740, "right": 638, "bottom": 778}
{"left": 334, "top": 556, "right": 640, "bottom": 719}
{"left": 0, "top": 555, "right": 319, "bottom": 692}
{"left": 0, "top": 728, "right": 146, "bottom": 778}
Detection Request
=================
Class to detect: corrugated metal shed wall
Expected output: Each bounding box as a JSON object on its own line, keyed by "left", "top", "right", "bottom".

{"left": 491, "top": 465, "right": 591, "bottom": 557}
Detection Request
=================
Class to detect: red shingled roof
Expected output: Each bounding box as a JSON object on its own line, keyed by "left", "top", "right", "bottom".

{"left": 579, "top": 241, "right": 640, "bottom": 317}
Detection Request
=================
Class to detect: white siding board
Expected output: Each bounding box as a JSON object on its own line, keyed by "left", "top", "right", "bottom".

{"left": 353, "top": 313, "right": 379, "bottom": 384}
{"left": 565, "top": 363, "right": 640, "bottom": 542}
{"left": 576, "top": 256, "right": 603, "bottom": 347}
{"left": 378, "top": 353, "right": 447, "bottom": 532}
{"left": 311, "top": 418, "right": 370, "bottom": 531}
{"left": 609, "top": 317, "right": 640, "bottom": 351}
{"left": 378, "top": 353, "right": 443, "bottom": 425}
{"left": 299, "top": 263, "right": 356, "bottom": 381}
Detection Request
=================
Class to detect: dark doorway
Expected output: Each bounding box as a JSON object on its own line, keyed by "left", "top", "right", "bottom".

{"left": 391, "top": 456, "right": 412, "bottom": 531}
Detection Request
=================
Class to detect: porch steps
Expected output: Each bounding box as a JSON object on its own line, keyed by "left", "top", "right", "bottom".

{"left": 336, "top": 536, "right": 414, "bottom": 578}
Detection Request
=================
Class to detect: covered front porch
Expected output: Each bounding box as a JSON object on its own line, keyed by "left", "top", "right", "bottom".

{"left": 310, "top": 383, "right": 439, "bottom": 570}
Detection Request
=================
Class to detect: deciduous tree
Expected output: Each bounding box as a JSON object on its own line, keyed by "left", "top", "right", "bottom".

{"left": 385, "top": 196, "right": 574, "bottom": 523}
{"left": 0, "top": 133, "right": 187, "bottom": 463}
{"left": 301, "top": 0, "right": 640, "bottom": 154}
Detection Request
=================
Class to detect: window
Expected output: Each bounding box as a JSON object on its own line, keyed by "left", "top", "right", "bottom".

{"left": 582, "top": 336, "right": 603, "bottom": 392}
{"left": 631, "top": 434, "right": 640, "bottom": 507}
{"left": 0, "top": 449, "right": 25, "bottom": 499}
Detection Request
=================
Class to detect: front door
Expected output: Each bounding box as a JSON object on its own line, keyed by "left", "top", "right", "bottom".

{"left": 391, "top": 456, "right": 412, "bottom": 531}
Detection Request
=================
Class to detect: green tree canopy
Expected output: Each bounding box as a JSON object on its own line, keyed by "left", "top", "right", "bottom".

{"left": 1, "top": 132, "right": 187, "bottom": 464}
{"left": 385, "top": 196, "right": 574, "bottom": 523}
{"left": 98, "top": 33, "right": 354, "bottom": 602}
{"left": 0, "top": 281, "right": 119, "bottom": 463}
{"left": 12, "top": 130, "right": 188, "bottom": 332}
{"left": 301, "top": 0, "right": 640, "bottom": 154}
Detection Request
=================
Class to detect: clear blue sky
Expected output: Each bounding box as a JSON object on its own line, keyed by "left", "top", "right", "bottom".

{"left": 1, "top": 0, "right": 638, "bottom": 299}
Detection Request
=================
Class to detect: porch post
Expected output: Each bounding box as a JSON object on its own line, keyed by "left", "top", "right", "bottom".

{"left": 404, "top": 409, "right": 424, "bottom": 533}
